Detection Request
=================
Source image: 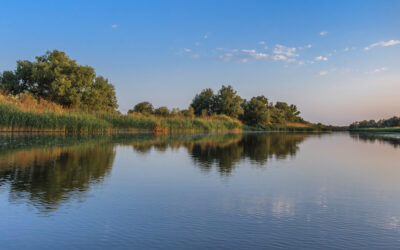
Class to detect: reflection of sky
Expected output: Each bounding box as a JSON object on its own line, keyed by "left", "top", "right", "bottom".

{"left": 2, "top": 133, "right": 400, "bottom": 248}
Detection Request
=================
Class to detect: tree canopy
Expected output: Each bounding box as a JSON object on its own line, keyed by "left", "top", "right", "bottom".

{"left": 0, "top": 50, "right": 118, "bottom": 111}
{"left": 190, "top": 88, "right": 215, "bottom": 116}
{"left": 190, "top": 85, "right": 304, "bottom": 126}
{"left": 129, "top": 101, "right": 154, "bottom": 114}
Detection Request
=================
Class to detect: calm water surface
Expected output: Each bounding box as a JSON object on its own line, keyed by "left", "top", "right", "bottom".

{"left": 1, "top": 132, "right": 400, "bottom": 249}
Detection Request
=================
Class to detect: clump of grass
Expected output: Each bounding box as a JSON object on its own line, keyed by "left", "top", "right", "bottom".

{"left": 0, "top": 104, "right": 111, "bottom": 133}
{"left": 97, "top": 112, "right": 242, "bottom": 132}
{"left": 0, "top": 92, "right": 242, "bottom": 133}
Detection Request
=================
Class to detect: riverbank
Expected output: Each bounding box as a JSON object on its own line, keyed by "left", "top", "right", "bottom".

{"left": 0, "top": 93, "right": 331, "bottom": 133}
{"left": 350, "top": 127, "right": 400, "bottom": 133}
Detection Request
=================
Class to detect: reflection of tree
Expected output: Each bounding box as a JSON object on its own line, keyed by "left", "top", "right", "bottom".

{"left": 242, "top": 134, "right": 306, "bottom": 164}
{"left": 350, "top": 132, "right": 400, "bottom": 148}
{"left": 122, "top": 133, "right": 308, "bottom": 175}
{"left": 0, "top": 135, "right": 115, "bottom": 212}
{"left": 189, "top": 133, "right": 308, "bottom": 175}
{"left": 190, "top": 136, "right": 244, "bottom": 174}
{"left": 0, "top": 132, "right": 309, "bottom": 212}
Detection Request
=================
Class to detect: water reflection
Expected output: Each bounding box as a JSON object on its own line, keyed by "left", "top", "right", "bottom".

{"left": 0, "top": 134, "right": 116, "bottom": 212}
{"left": 189, "top": 133, "right": 308, "bottom": 175}
{"left": 0, "top": 133, "right": 309, "bottom": 212}
{"left": 350, "top": 132, "right": 400, "bottom": 148}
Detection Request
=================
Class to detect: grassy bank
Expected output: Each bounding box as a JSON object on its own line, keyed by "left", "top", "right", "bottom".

{"left": 0, "top": 94, "right": 242, "bottom": 133}
{"left": 0, "top": 92, "right": 332, "bottom": 133}
{"left": 243, "top": 122, "right": 333, "bottom": 132}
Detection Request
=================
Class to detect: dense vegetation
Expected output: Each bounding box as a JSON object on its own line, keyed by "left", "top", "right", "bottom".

{"left": 0, "top": 50, "right": 321, "bottom": 133}
{"left": 350, "top": 116, "right": 400, "bottom": 130}
{"left": 0, "top": 50, "right": 118, "bottom": 111}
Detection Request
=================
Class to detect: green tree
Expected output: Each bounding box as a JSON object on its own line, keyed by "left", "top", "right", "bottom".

{"left": 190, "top": 88, "right": 215, "bottom": 116}
{"left": 154, "top": 106, "right": 170, "bottom": 117}
{"left": 0, "top": 50, "right": 118, "bottom": 111}
{"left": 81, "top": 76, "right": 118, "bottom": 112}
{"left": 129, "top": 101, "right": 154, "bottom": 114}
{"left": 273, "top": 102, "right": 302, "bottom": 123}
{"left": 242, "top": 96, "right": 270, "bottom": 126}
{"left": 214, "top": 85, "right": 243, "bottom": 118}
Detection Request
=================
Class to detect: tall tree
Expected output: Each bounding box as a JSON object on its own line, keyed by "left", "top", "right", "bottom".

{"left": 0, "top": 50, "right": 118, "bottom": 110}
{"left": 129, "top": 101, "right": 154, "bottom": 114}
{"left": 190, "top": 88, "right": 215, "bottom": 116}
{"left": 214, "top": 85, "right": 243, "bottom": 118}
{"left": 242, "top": 96, "right": 270, "bottom": 126}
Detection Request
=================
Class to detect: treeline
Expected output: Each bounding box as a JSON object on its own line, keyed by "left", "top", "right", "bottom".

{"left": 0, "top": 50, "right": 310, "bottom": 132}
{"left": 350, "top": 116, "right": 400, "bottom": 129}
{"left": 129, "top": 85, "right": 305, "bottom": 128}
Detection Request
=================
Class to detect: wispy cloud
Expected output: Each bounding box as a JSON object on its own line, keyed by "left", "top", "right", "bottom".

{"left": 320, "top": 31, "right": 328, "bottom": 36}
{"left": 318, "top": 71, "right": 328, "bottom": 76}
{"left": 364, "top": 40, "right": 400, "bottom": 50}
{"left": 272, "top": 55, "right": 287, "bottom": 61}
{"left": 111, "top": 24, "right": 118, "bottom": 29}
{"left": 273, "top": 44, "right": 298, "bottom": 57}
{"left": 371, "top": 67, "right": 388, "bottom": 73}
{"left": 241, "top": 49, "right": 256, "bottom": 53}
{"left": 217, "top": 48, "right": 268, "bottom": 63}
{"left": 258, "top": 41, "right": 265, "bottom": 45}
{"left": 315, "top": 56, "right": 328, "bottom": 61}
{"left": 183, "top": 48, "right": 191, "bottom": 52}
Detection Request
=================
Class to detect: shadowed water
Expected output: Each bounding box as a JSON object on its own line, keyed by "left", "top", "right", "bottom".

{"left": 1, "top": 132, "right": 400, "bottom": 249}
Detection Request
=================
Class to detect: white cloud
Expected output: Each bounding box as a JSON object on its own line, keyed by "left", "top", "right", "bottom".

{"left": 319, "top": 71, "right": 328, "bottom": 76}
{"left": 272, "top": 54, "right": 287, "bottom": 61}
{"left": 344, "top": 47, "right": 350, "bottom": 52}
{"left": 217, "top": 48, "right": 268, "bottom": 63}
{"left": 320, "top": 31, "right": 328, "bottom": 36}
{"left": 218, "top": 53, "right": 233, "bottom": 62}
{"left": 191, "top": 54, "right": 200, "bottom": 59}
{"left": 298, "top": 60, "right": 305, "bottom": 65}
{"left": 241, "top": 49, "right": 256, "bottom": 53}
{"left": 251, "top": 53, "right": 268, "bottom": 59}
{"left": 258, "top": 41, "right": 265, "bottom": 45}
{"left": 273, "top": 44, "right": 298, "bottom": 57}
{"left": 183, "top": 48, "right": 191, "bottom": 52}
{"left": 315, "top": 56, "right": 328, "bottom": 61}
{"left": 364, "top": 40, "right": 400, "bottom": 50}
{"left": 372, "top": 67, "right": 388, "bottom": 73}
{"left": 111, "top": 24, "right": 118, "bottom": 29}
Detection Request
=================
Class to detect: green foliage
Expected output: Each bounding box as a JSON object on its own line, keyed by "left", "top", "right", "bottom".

{"left": 153, "top": 106, "right": 170, "bottom": 117}
{"left": 190, "top": 88, "right": 215, "bottom": 115}
{"left": 0, "top": 104, "right": 111, "bottom": 133}
{"left": 0, "top": 50, "right": 118, "bottom": 111}
{"left": 190, "top": 85, "right": 305, "bottom": 126}
{"left": 182, "top": 107, "right": 195, "bottom": 118}
{"left": 214, "top": 85, "right": 244, "bottom": 118}
{"left": 350, "top": 116, "right": 400, "bottom": 129}
{"left": 129, "top": 101, "right": 154, "bottom": 114}
{"left": 242, "top": 96, "right": 270, "bottom": 126}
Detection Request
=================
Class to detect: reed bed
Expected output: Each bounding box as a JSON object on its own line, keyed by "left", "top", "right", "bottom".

{"left": 0, "top": 93, "right": 242, "bottom": 133}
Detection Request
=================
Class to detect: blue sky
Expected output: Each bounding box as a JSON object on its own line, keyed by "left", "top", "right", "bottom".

{"left": 1, "top": 0, "right": 399, "bottom": 125}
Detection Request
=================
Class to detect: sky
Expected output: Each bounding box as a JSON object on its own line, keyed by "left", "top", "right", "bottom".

{"left": 0, "top": 0, "right": 399, "bottom": 125}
